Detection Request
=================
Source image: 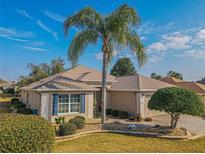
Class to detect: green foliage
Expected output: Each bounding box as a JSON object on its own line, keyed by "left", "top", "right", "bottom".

{"left": 10, "top": 101, "right": 26, "bottom": 109}
{"left": 151, "top": 73, "right": 162, "bottom": 80}
{"left": 69, "top": 117, "right": 85, "bottom": 129}
{"left": 106, "top": 109, "right": 112, "bottom": 115}
{"left": 74, "top": 116, "right": 85, "bottom": 121}
{"left": 167, "top": 70, "right": 183, "bottom": 80}
{"left": 148, "top": 87, "right": 204, "bottom": 127}
{"left": 0, "top": 114, "right": 55, "bottom": 152}
{"left": 3, "top": 88, "right": 15, "bottom": 95}
{"left": 119, "top": 111, "right": 129, "bottom": 119}
{"left": 59, "top": 123, "right": 77, "bottom": 136}
{"left": 17, "top": 58, "right": 65, "bottom": 87}
{"left": 64, "top": 4, "right": 146, "bottom": 67}
{"left": 11, "top": 98, "right": 19, "bottom": 103}
{"left": 110, "top": 57, "right": 137, "bottom": 77}
{"left": 197, "top": 77, "right": 205, "bottom": 84}
{"left": 111, "top": 110, "right": 119, "bottom": 117}
{"left": 55, "top": 117, "right": 65, "bottom": 124}
{"left": 17, "top": 107, "right": 33, "bottom": 114}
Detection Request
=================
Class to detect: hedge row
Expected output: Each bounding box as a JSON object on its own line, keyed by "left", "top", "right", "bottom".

{"left": 106, "top": 109, "right": 129, "bottom": 119}
{"left": 0, "top": 114, "right": 55, "bottom": 153}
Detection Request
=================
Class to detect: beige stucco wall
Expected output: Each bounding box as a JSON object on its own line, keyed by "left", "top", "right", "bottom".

{"left": 20, "top": 90, "right": 41, "bottom": 113}
{"left": 107, "top": 91, "right": 137, "bottom": 115}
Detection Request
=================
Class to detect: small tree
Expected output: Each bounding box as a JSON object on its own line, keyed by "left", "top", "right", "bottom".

{"left": 167, "top": 70, "right": 183, "bottom": 80}
{"left": 151, "top": 73, "right": 162, "bottom": 80}
{"left": 148, "top": 87, "right": 204, "bottom": 128}
{"left": 111, "top": 57, "right": 137, "bottom": 77}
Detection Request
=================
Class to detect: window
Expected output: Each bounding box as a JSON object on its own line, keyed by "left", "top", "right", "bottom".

{"left": 70, "top": 94, "right": 81, "bottom": 112}
{"left": 58, "top": 94, "right": 69, "bottom": 113}
{"left": 58, "top": 94, "right": 81, "bottom": 114}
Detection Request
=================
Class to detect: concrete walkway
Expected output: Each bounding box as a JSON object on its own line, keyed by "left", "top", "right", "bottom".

{"left": 152, "top": 114, "right": 205, "bottom": 134}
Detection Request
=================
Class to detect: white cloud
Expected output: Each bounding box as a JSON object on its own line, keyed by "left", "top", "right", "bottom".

{"left": 175, "top": 49, "right": 205, "bottom": 59}
{"left": 22, "top": 46, "right": 46, "bottom": 52}
{"left": 16, "top": 9, "right": 34, "bottom": 20}
{"left": 42, "top": 9, "right": 65, "bottom": 23}
{"left": 163, "top": 33, "right": 191, "bottom": 49}
{"left": 0, "top": 27, "right": 34, "bottom": 38}
{"left": 147, "top": 42, "right": 167, "bottom": 52}
{"left": 196, "top": 29, "right": 205, "bottom": 40}
{"left": 37, "top": 20, "right": 58, "bottom": 40}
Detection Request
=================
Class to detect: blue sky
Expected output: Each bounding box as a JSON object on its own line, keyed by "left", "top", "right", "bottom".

{"left": 0, "top": 0, "right": 205, "bottom": 81}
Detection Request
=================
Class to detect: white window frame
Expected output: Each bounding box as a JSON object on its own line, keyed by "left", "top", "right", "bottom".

{"left": 58, "top": 93, "right": 81, "bottom": 115}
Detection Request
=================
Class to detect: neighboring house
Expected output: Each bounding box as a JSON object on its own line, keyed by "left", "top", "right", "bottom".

{"left": 160, "top": 77, "right": 205, "bottom": 107}
{"left": 20, "top": 65, "right": 174, "bottom": 122}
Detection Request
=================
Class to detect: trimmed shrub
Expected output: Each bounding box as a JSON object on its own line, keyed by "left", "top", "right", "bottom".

{"left": 10, "top": 101, "right": 26, "bottom": 109}
{"left": 11, "top": 98, "right": 19, "bottom": 103}
{"left": 119, "top": 111, "right": 129, "bottom": 119}
{"left": 69, "top": 118, "right": 85, "bottom": 129}
{"left": 17, "top": 107, "right": 33, "bottom": 114}
{"left": 0, "top": 113, "right": 55, "bottom": 152}
{"left": 74, "top": 116, "right": 85, "bottom": 121}
{"left": 148, "top": 87, "right": 204, "bottom": 128}
{"left": 111, "top": 110, "right": 119, "bottom": 117}
{"left": 59, "top": 123, "right": 77, "bottom": 136}
{"left": 144, "top": 117, "right": 153, "bottom": 122}
{"left": 55, "top": 117, "right": 65, "bottom": 124}
{"left": 106, "top": 109, "right": 112, "bottom": 115}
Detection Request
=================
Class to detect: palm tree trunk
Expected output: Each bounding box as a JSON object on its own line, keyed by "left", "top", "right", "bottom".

{"left": 101, "top": 51, "right": 108, "bottom": 124}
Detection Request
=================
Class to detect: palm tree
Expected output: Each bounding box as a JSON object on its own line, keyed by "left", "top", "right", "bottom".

{"left": 64, "top": 4, "right": 146, "bottom": 123}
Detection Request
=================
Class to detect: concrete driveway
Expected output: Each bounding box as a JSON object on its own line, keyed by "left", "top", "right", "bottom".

{"left": 152, "top": 114, "right": 205, "bottom": 134}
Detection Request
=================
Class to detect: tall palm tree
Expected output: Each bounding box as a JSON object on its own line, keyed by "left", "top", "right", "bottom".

{"left": 64, "top": 4, "right": 146, "bottom": 123}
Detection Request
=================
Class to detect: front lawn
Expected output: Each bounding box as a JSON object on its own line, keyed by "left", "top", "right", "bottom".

{"left": 54, "top": 133, "right": 205, "bottom": 153}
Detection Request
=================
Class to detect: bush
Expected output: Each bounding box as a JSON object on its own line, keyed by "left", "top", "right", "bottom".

{"left": 11, "top": 101, "right": 26, "bottom": 109}
{"left": 111, "top": 110, "right": 119, "bottom": 117}
{"left": 106, "top": 109, "right": 112, "bottom": 115}
{"left": 144, "top": 117, "right": 152, "bottom": 122}
{"left": 0, "top": 114, "right": 55, "bottom": 152}
{"left": 74, "top": 116, "right": 85, "bottom": 121}
{"left": 148, "top": 87, "right": 204, "bottom": 128}
{"left": 3, "top": 88, "right": 15, "bottom": 95}
{"left": 17, "top": 107, "right": 33, "bottom": 114}
{"left": 69, "top": 118, "right": 85, "bottom": 129}
{"left": 119, "top": 111, "right": 129, "bottom": 119}
{"left": 55, "top": 117, "right": 65, "bottom": 124}
{"left": 59, "top": 123, "right": 77, "bottom": 136}
{"left": 11, "top": 98, "right": 19, "bottom": 103}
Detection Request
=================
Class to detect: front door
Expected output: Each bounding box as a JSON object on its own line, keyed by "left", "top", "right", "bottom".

{"left": 41, "top": 93, "right": 49, "bottom": 120}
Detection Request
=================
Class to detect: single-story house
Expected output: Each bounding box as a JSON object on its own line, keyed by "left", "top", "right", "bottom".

{"left": 160, "top": 77, "right": 205, "bottom": 106}
{"left": 20, "top": 65, "right": 174, "bottom": 122}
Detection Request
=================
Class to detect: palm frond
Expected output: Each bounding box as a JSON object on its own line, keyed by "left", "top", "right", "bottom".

{"left": 64, "top": 7, "right": 102, "bottom": 36}
{"left": 68, "top": 30, "right": 98, "bottom": 66}
{"left": 125, "top": 31, "right": 147, "bottom": 66}
{"left": 105, "top": 4, "right": 140, "bottom": 43}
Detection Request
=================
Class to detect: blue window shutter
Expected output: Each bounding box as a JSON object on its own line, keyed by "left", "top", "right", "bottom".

{"left": 52, "top": 94, "right": 58, "bottom": 115}
{"left": 81, "top": 94, "right": 85, "bottom": 113}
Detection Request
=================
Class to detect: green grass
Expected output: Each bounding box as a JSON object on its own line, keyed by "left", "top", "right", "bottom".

{"left": 54, "top": 133, "right": 205, "bottom": 153}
